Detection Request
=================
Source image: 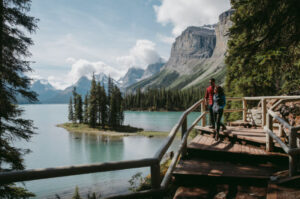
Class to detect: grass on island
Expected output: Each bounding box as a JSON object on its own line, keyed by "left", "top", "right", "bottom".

{"left": 57, "top": 123, "right": 199, "bottom": 138}
{"left": 57, "top": 123, "right": 171, "bottom": 137}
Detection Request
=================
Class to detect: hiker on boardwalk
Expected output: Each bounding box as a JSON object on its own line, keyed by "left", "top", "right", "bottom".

{"left": 213, "top": 86, "right": 226, "bottom": 141}
{"left": 205, "top": 78, "right": 216, "bottom": 128}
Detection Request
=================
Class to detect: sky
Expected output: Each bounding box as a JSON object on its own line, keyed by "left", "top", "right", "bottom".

{"left": 28, "top": 0, "right": 230, "bottom": 89}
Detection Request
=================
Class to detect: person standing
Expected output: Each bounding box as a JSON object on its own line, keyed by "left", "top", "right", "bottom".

{"left": 205, "top": 78, "right": 216, "bottom": 128}
{"left": 213, "top": 86, "right": 226, "bottom": 141}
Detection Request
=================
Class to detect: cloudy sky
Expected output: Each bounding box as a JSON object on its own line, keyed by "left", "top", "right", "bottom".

{"left": 28, "top": 0, "right": 230, "bottom": 89}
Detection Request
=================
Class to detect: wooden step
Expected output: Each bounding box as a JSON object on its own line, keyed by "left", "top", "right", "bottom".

{"left": 195, "top": 125, "right": 265, "bottom": 144}
{"left": 194, "top": 125, "right": 283, "bottom": 149}
{"left": 187, "top": 135, "right": 288, "bottom": 164}
{"left": 173, "top": 158, "right": 283, "bottom": 184}
{"left": 173, "top": 185, "right": 268, "bottom": 199}
{"left": 267, "top": 183, "right": 300, "bottom": 199}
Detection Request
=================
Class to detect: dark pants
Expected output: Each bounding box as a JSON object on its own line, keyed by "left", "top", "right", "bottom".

{"left": 209, "top": 105, "right": 215, "bottom": 127}
{"left": 214, "top": 109, "right": 223, "bottom": 134}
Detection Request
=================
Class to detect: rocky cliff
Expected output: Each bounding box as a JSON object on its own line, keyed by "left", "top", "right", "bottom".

{"left": 164, "top": 26, "right": 216, "bottom": 74}
{"left": 127, "top": 9, "right": 234, "bottom": 92}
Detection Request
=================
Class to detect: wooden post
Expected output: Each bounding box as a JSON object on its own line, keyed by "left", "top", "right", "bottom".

{"left": 151, "top": 163, "right": 161, "bottom": 189}
{"left": 266, "top": 113, "right": 274, "bottom": 152}
{"left": 289, "top": 128, "right": 298, "bottom": 176}
{"left": 262, "top": 98, "right": 267, "bottom": 127}
{"left": 242, "top": 98, "right": 247, "bottom": 122}
{"left": 181, "top": 117, "right": 187, "bottom": 157}
{"left": 279, "top": 124, "right": 284, "bottom": 137}
{"left": 201, "top": 100, "right": 206, "bottom": 127}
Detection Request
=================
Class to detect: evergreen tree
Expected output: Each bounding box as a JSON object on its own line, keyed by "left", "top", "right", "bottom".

{"left": 100, "top": 84, "right": 107, "bottom": 128}
{"left": 83, "top": 94, "right": 89, "bottom": 124}
{"left": 75, "top": 94, "right": 83, "bottom": 123}
{"left": 123, "top": 88, "right": 203, "bottom": 111}
{"left": 72, "top": 186, "right": 82, "bottom": 199}
{"left": 109, "top": 86, "right": 116, "bottom": 127}
{"left": 107, "top": 76, "right": 114, "bottom": 125}
{"left": 225, "top": 0, "right": 300, "bottom": 96}
{"left": 0, "top": 0, "right": 38, "bottom": 197}
{"left": 88, "top": 74, "right": 97, "bottom": 127}
{"left": 68, "top": 97, "right": 74, "bottom": 122}
{"left": 114, "top": 86, "right": 124, "bottom": 126}
{"left": 96, "top": 82, "right": 102, "bottom": 125}
{"left": 72, "top": 87, "right": 77, "bottom": 123}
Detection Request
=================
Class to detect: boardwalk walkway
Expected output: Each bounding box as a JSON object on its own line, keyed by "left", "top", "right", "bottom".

{"left": 172, "top": 126, "right": 299, "bottom": 199}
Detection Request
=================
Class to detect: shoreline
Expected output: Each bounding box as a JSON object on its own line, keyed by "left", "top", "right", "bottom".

{"left": 57, "top": 123, "right": 171, "bottom": 137}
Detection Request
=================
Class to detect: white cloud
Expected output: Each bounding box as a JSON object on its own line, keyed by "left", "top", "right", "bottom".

{"left": 66, "top": 57, "right": 76, "bottom": 64}
{"left": 68, "top": 59, "right": 124, "bottom": 83}
{"left": 117, "top": 40, "right": 162, "bottom": 69}
{"left": 154, "top": 0, "right": 231, "bottom": 36}
{"left": 157, "top": 34, "right": 175, "bottom": 44}
{"left": 46, "top": 59, "right": 125, "bottom": 90}
{"left": 47, "top": 76, "right": 70, "bottom": 90}
{"left": 31, "top": 34, "right": 111, "bottom": 67}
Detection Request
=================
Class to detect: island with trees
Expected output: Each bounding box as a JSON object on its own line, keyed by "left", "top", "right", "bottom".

{"left": 58, "top": 75, "right": 171, "bottom": 137}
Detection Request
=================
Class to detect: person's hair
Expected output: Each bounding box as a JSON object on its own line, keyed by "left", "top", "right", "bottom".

{"left": 216, "top": 86, "right": 224, "bottom": 96}
{"left": 210, "top": 78, "right": 215, "bottom": 83}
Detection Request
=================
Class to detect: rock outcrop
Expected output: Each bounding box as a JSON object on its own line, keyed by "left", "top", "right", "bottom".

{"left": 127, "top": 9, "right": 234, "bottom": 92}
{"left": 164, "top": 26, "right": 216, "bottom": 74}
{"left": 119, "top": 67, "right": 144, "bottom": 89}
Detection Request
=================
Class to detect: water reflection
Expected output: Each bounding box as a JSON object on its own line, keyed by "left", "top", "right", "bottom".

{"left": 18, "top": 105, "right": 188, "bottom": 198}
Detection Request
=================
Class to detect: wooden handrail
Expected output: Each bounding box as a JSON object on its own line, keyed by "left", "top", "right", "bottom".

{"left": 154, "top": 99, "right": 203, "bottom": 161}
{"left": 161, "top": 113, "right": 206, "bottom": 188}
{"left": 0, "top": 158, "right": 157, "bottom": 185}
{"left": 1, "top": 95, "right": 300, "bottom": 198}
{"left": 264, "top": 97, "right": 300, "bottom": 176}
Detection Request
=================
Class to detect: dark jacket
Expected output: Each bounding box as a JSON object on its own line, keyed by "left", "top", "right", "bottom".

{"left": 213, "top": 94, "right": 226, "bottom": 113}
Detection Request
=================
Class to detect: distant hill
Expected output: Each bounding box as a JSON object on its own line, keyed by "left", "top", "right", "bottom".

{"left": 127, "top": 9, "right": 234, "bottom": 92}
{"left": 118, "top": 61, "right": 164, "bottom": 90}
{"left": 18, "top": 73, "right": 119, "bottom": 104}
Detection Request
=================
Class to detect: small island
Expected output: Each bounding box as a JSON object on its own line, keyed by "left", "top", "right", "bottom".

{"left": 59, "top": 75, "right": 170, "bottom": 138}
{"left": 57, "top": 123, "right": 170, "bottom": 137}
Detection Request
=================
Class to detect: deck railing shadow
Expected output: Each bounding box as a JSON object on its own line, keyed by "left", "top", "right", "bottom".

{"left": 0, "top": 96, "right": 300, "bottom": 198}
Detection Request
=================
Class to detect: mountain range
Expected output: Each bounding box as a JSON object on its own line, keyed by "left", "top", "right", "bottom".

{"left": 19, "top": 61, "right": 164, "bottom": 104}
{"left": 19, "top": 9, "right": 233, "bottom": 104}
{"left": 127, "top": 9, "right": 234, "bottom": 92}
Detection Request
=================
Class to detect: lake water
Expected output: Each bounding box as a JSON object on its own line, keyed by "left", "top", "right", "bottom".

{"left": 17, "top": 104, "right": 201, "bottom": 198}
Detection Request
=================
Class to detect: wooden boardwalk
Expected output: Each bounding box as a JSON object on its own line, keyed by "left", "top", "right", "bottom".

{"left": 172, "top": 127, "right": 292, "bottom": 199}
{"left": 194, "top": 125, "right": 267, "bottom": 144}
{"left": 188, "top": 134, "right": 283, "bottom": 155}
{"left": 174, "top": 135, "right": 287, "bottom": 180}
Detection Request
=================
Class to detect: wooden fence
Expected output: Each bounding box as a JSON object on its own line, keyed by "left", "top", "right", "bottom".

{"left": 0, "top": 96, "right": 300, "bottom": 198}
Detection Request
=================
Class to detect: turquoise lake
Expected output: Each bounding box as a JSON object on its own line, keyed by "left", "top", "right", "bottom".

{"left": 17, "top": 104, "right": 201, "bottom": 198}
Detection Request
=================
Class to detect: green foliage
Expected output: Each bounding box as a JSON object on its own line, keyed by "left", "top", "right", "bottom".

{"left": 225, "top": 0, "right": 300, "bottom": 97}
{"left": 100, "top": 85, "right": 107, "bottom": 128}
{"left": 68, "top": 97, "right": 74, "bottom": 122}
{"left": 72, "top": 186, "right": 82, "bottom": 199}
{"left": 83, "top": 94, "right": 89, "bottom": 124}
{"left": 75, "top": 94, "right": 83, "bottom": 123}
{"left": 124, "top": 87, "right": 204, "bottom": 111}
{"left": 128, "top": 172, "right": 144, "bottom": 192}
{"left": 67, "top": 74, "right": 123, "bottom": 129}
{"left": 0, "top": 0, "right": 38, "bottom": 197}
{"left": 72, "top": 87, "right": 78, "bottom": 123}
{"left": 88, "top": 74, "right": 98, "bottom": 127}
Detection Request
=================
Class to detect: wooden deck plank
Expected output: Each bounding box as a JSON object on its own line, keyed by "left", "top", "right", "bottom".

{"left": 188, "top": 136, "right": 269, "bottom": 156}
{"left": 267, "top": 183, "right": 300, "bottom": 199}
{"left": 174, "top": 158, "right": 280, "bottom": 180}
{"left": 195, "top": 125, "right": 267, "bottom": 144}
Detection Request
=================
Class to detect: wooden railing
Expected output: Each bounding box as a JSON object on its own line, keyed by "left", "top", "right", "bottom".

{"left": 264, "top": 98, "right": 300, "bottom": 177}
{"left": 0, "top": 96, "right": 300, "bottom": 198}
